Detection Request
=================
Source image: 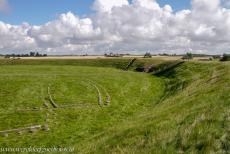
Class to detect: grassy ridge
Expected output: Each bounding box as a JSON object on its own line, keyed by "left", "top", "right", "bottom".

{"left": 0, "top": 58, "right": 167, "bottom": 70}
{"left": 79, "top": 61, "right": 230, "bottom": 153}
{"left": 0, "top": 59, "right": 229, "bottom": 153}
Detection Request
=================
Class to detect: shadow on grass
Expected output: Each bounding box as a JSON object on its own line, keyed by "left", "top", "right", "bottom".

{"left": 152, "top": 61, "right": 189, "bottom": 103}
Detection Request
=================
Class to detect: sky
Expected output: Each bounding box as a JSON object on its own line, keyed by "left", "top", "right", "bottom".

{"left": 0, "top": 0, "right": 191, "bottom": 24}
{"left": 0, "top": 0, "right": 230, "bottom": 55}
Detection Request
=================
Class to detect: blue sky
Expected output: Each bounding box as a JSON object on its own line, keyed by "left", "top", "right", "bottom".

{"left": 0, "top": 0, "right": 191, "bottom": 25}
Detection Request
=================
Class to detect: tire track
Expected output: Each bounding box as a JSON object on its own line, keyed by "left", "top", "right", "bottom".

{"left": 47, "top": 87, "right": 59, "bottom": 108}
{"left": 96, "top": 83, "right": 111, "bottom": 106}
{"left": 0, "top": 124, "right": 49, "bottom": 137}
{"left": 83, "top": 80, "right": 111, "bottom": 107}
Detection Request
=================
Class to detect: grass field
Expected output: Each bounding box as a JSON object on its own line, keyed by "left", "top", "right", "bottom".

{"left": 0, "top": 58, "right": 229, "bottom": 153}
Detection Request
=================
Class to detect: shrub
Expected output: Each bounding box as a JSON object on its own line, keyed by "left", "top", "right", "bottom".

{"left": 144, "top": 52, "right": 152, "bottom": 58}
{"left": 220, "top": 53, "right": 230, "bottom": 61}
{"left": 182, "top": 52, "right": 193, "bottom": 60}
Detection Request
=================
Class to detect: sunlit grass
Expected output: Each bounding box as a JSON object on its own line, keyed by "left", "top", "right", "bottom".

{"left": 0, "top": 59, "right": 229, "bottom": 153}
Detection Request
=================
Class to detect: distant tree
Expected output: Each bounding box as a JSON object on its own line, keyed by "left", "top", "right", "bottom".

{"left": 4, "top": 52, "right": 46, "bottom": 58}
{"left": 162, "top": 53, "right": 169, "bottom": 56}
{"left": 30, "top": 52, "right": 35, "bottom": 57}
{"left": 220, "top": 53, "right": 230, "bottom": 61}
{"left": 4, "top": 55, "right": 10, "bottom": 58}
{"left": 144, "top": 52, "right": 152, "bottom": 58}
{"left": 182, "top": 52, "right": 193, "bottom": 60}
{"left": 186, "top": 52, "right": 193, "bottom": 59}
{"left": 212, "top": 55, "right": 221, "bottom": 59}
{"left": 35, "top": 52, "right": 40, "bottom": 57}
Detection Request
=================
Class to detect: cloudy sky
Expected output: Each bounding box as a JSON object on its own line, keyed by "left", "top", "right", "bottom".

{"left": 0, "top": 0, "right": 230, "bottom": 55}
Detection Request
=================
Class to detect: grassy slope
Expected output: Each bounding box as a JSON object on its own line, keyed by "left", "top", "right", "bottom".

{"left": 0, "top": 58, "right": 167, "bottom": 70}
{"left": 0, "top": 59, "right": 229, "bottom": 153}
{"left": 80, "top": 61, "right": 230, "bottom": 153}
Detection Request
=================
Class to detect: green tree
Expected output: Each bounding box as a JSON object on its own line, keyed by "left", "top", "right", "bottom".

{"left": 220, "top": 53, "right": 230, "bottom": 61}
{"left": 144, "top": 52, "right": 152, "bottom": 58}
{"left": 182, "top": 52, "right": 193, "bottom": 60}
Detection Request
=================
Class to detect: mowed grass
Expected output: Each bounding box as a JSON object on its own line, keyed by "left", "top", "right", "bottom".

{"left": 0, "top": 59, "right": 229, "bottom": 153}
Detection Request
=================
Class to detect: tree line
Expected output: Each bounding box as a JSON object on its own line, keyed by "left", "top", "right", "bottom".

{"left": 4, "top": 52, "right": 47, "bottom": 58}
{"left": 220, "top": 53, "right": 230, "bottom": 61}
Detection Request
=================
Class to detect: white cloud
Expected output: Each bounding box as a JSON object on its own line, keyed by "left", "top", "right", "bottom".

{"left": 133, "top": 0, "right": 160, "bottom": 10}
{"left": 0, "top": 22, "right": 36, "bottom": 53}
{"left": 93, "top": 0, "right": 129, "bottom": 12}
{"left": 28, "top": 12, "right": 101, "bottom": 49}
{"left": 192, "top": 0, "right": 220, "bottom": 12}
{"left": 0, "top": 0, "right": 230, "bottom": 55}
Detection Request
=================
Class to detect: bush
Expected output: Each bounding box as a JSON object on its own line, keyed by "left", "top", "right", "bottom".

{"left": 144, "top": 52, "right": 152, "bottom": 58}
{"left": 182, "top": 52, "right": 193, "bottom": 60}
{"left": 220, "top": 54, "right": 230, "bottom": 61}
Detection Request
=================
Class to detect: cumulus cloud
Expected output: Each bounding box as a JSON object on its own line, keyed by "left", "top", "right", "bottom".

{"left": 93, "top": 0, "right": 129, "bottom": 12}
{"left": 0, "top": 22, "right": 36, "bottom": 53}
{"left": 28, "top": 12, "right": 101, "bottom": 48}
{"left": 0, "top": 0, "right": 230, "bottom": 54}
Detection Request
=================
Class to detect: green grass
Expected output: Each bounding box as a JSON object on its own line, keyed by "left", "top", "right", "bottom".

{"left": 0, "top": 59, "right": 229, "bottom": 153}
{"left": 0, "top": 58, "right": 167, "bottom": 70}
